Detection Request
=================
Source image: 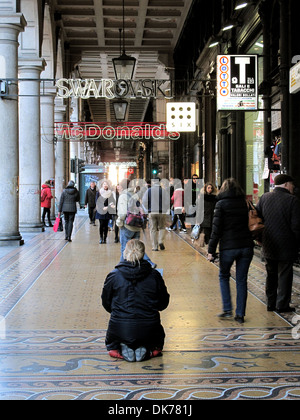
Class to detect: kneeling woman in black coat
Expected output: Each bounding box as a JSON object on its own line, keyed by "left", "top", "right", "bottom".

{"left": 101, "top": 239, "right": 170, "bottom": 362}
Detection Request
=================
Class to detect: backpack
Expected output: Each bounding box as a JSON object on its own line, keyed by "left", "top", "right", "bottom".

{"left": 125, "top": 194, "right": 146, "bottom": 228}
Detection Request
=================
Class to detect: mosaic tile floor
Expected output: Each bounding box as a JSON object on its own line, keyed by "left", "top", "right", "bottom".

{"left": 0, "top": 214, "right": 299, "bottom": 400}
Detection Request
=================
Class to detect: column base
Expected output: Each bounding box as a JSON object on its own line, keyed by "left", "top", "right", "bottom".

{"left": 19, "top": 223, "right": 45, "bottom": 233}
{"left": 0, "top": 234, "right": 24, "bottom": 247}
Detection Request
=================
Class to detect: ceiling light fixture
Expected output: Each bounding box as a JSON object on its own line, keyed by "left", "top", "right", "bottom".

{"left": 113, "top": 100, "right": 128, "bottom": 121}
{"left": 234, "top": 1, "right": 257, "bottom": 10}
{"left": 112, "top": 0, "right": 136, "bottom": 80}
{"left": 235, "top": 1, "right": 249, "bottom": 10}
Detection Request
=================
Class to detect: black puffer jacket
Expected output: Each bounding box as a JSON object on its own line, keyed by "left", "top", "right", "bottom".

{"left": 256, "top": 187, "right": 300, "bottom": 261}
{"left": 58, "top": 186, "right": 80, "bottom": 213}
{"left": 208, "top": 190, "right": 253, "bottom": 254}
{"left": 101, "top": 260, "right": 169, "bottom": 350}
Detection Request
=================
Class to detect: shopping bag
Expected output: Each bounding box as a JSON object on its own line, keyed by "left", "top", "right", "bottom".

{"left": 53, "top": 217, "right": 61, "bottom": 232}
{"left": 191, "top": 224, "right": 201, "bottom": 241}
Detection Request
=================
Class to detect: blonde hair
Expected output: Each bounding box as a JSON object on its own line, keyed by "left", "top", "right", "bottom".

{"left": 123, "top": 239, "right": 145, "bottom": 264}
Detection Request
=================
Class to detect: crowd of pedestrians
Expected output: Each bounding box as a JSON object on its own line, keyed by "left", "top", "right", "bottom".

{"left": 44, "top": 172, "right": 300, "bottom": 362}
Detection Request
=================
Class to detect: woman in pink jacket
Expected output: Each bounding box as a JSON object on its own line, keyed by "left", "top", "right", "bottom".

{"left": 167, "top": 179, "right": 187, "bottom": 233}
{"left": 41, "top": 180, "right": 53, "bottom": 227}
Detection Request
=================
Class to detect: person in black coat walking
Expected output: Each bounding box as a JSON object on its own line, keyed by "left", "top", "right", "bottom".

{"left": 256, "top": 174, "right": 300, "bottom": 313}
{"left": 95, "top": 180, "right": 116, "bottom": 244}
{"left": 207, "top": 178, "right": 254, "bottom": 323}
{"left": 58, "top": 180, "right": 80, "bottom": 242}
{"left": 101, "top": 239, "right": 170, "bottom": 362}
{"left": 85, "top": 181, "right": 97, "bottom": 225}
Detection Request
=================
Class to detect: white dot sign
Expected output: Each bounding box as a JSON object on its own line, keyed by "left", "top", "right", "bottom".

{"left": 166, "top": 102, "right": 196, "bottom": 132}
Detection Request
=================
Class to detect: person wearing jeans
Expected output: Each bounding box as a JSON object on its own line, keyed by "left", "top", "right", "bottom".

{"left": 219, "top": 247, "right": 254, "bottom": 318}
{"left": 207, "top": 178, "right": 254, "bottom": 323}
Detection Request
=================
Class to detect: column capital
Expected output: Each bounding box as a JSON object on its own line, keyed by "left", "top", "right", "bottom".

{"left": 18, "top": 57, "right": 46, "bottom": 73}
{"left": 0, "top": 13, "right": 26, "bottom": 29}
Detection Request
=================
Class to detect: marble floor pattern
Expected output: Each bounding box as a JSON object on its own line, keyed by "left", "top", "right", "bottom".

{"left": 0, "top": 213, "right": 299, "bottom": 400}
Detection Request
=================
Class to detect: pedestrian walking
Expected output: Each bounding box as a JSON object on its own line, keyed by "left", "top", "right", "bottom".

{"left": 58, "top": 180, "right": 80, "bottom": 242}
{"left": 207, "top": 178, "right": 254, "bottom": 323}
{"left": 116, "top": 178, "right": 156, "bottom": 267}
{"left": 101, "top": 239, "right": 170, "bottom": 362}
{"left": 142, "top": 178, "right": 169, "bottom": 251}
{"left": 95, "top": 180, "right": 116, "bottom": 244}
{"left": 256, "top": 174, "right": 300, "bottom": 313}
{"left": 41, "top": 180, "right": 53, "bottom": 227}
{"left": 198, "top": 182, "right": 217, "bottom": 247}
{"left": 167, "top": 179, "right": 187, "bottom": 233}
{"left": 85, "top": 181, "right": 97, "bottom": 225}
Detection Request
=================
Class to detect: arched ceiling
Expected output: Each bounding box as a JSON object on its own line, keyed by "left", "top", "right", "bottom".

{"left": 54, "top": 0, "right": 193, "bottom": 123}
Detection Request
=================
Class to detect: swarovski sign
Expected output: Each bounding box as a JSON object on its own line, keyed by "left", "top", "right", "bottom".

{"left": 55, "top": 78, "right": 174, "bottom": 100}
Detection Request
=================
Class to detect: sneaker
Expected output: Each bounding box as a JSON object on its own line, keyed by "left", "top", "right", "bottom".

{"left": 120, "top": 343, "right": 136, "bottom": 362}
{"left": 234, "top": 315, "right": 245, "bottom": 324}
{"left": 218, "top": 311, "right": 233, "bottom": 319}
{"left": 166, "top": 227, "right": 173, "bottom": 232}
{"left": 159, "top": 243, "right": 165, "bottom": 250}
{"left": 108, "top": 349, "right": 124, "bottom": 359}
{"left": 181, "top": 228, "right": 187, "bottom": 233}
{"left": 152, "top": 248, "right": 159, "bottom": 251}
{"left": 135, "top": 347, "right": 148, "bottom": 362}
{"left": 150, "top": 348, "right": 162, "bottom": 358}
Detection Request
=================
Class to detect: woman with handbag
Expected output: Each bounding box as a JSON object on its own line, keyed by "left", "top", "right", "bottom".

{"left": 207, "top": 178, "right": 254, "bottom": 323}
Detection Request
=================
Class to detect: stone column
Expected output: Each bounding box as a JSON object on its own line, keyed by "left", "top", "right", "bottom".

{"left": 18, "top": 58, "right": 46, "bottom": 231}
{"left": 41, "top": 88, "right": 56, "bottom": 218}
{"left": 54, "top": 101, "right": 67, "bottom": 211}
{"left": 0, "top": 14, "right": 26, "bottom": 246}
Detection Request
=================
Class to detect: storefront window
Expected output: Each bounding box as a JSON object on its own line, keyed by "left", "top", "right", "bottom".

{"left": 245, "top": 36, "right": 264, "bottom": 203}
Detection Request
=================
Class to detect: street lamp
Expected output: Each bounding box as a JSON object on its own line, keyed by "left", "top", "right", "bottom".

{"left": 112, "top": 0, "right": 136, "bottom": 80}
{"left": 113, "top": 100, "right": 128, "bottom": 121}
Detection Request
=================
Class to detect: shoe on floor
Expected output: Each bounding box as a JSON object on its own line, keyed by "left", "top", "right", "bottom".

{"left": 135, "top": 347, "right": 148, "bottom": 362}
{"left": 276, "top": 306, "right": 296, "bottom": 313}
{"left": 218, "top": 311, "right": 233, "bottom": 319}
{"left": 152, "top": 248, "right": 158, "bottom": 251}
{"left": 150, "top": 348, "right": 162, "bottom": 358}
{"left": 234, "top": 315, "right": 245, "bottom": 324}
{"left": 108, "top": 349, "right": 124, "bottom": 359}
{"left": 159, "top": 243, "right": 165, "bottom": 250}
{"left": 120, "top": 343, "right": 136, "bottom": 362}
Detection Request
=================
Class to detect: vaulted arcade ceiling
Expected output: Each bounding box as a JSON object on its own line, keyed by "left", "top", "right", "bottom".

{"left": 55, "top": 0, "right": 193, "bottom": 122}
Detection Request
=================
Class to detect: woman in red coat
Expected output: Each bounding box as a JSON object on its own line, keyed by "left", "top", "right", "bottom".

{"left": 41, "top": 180, "right": 53, "bottom": 227}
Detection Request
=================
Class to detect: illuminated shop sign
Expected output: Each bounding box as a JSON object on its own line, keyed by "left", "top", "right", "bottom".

{"left": 54, "top": 122, "right": 180, "bottom": 141}
{"left": 166, "top": 102, "right": 196, "bottom": 132}
{"left": 217, "top": 55, "right": 258, "bottom": 111}
{"left": 55, "top": 78, "right": 173, "bottom": 100}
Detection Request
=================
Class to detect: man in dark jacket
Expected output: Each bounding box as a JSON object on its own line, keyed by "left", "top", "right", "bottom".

{"left": 58, "top": 180, "right": 80, "bottom": 242}
{"left": 102, "top": 239, "right": 169, "bottom": 362}
{"left": 85, "top": 181, "right": 97, "bottom": 225}
{"left": 256, "top": 174, "right": 300, "bottom": 313}
{"left": 142, "top": 178, "right": 170, "bottom": 251}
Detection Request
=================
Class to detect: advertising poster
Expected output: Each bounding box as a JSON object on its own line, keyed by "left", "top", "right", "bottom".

{"left": 217, "top": 55, "right": 258, "bottom": 111}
